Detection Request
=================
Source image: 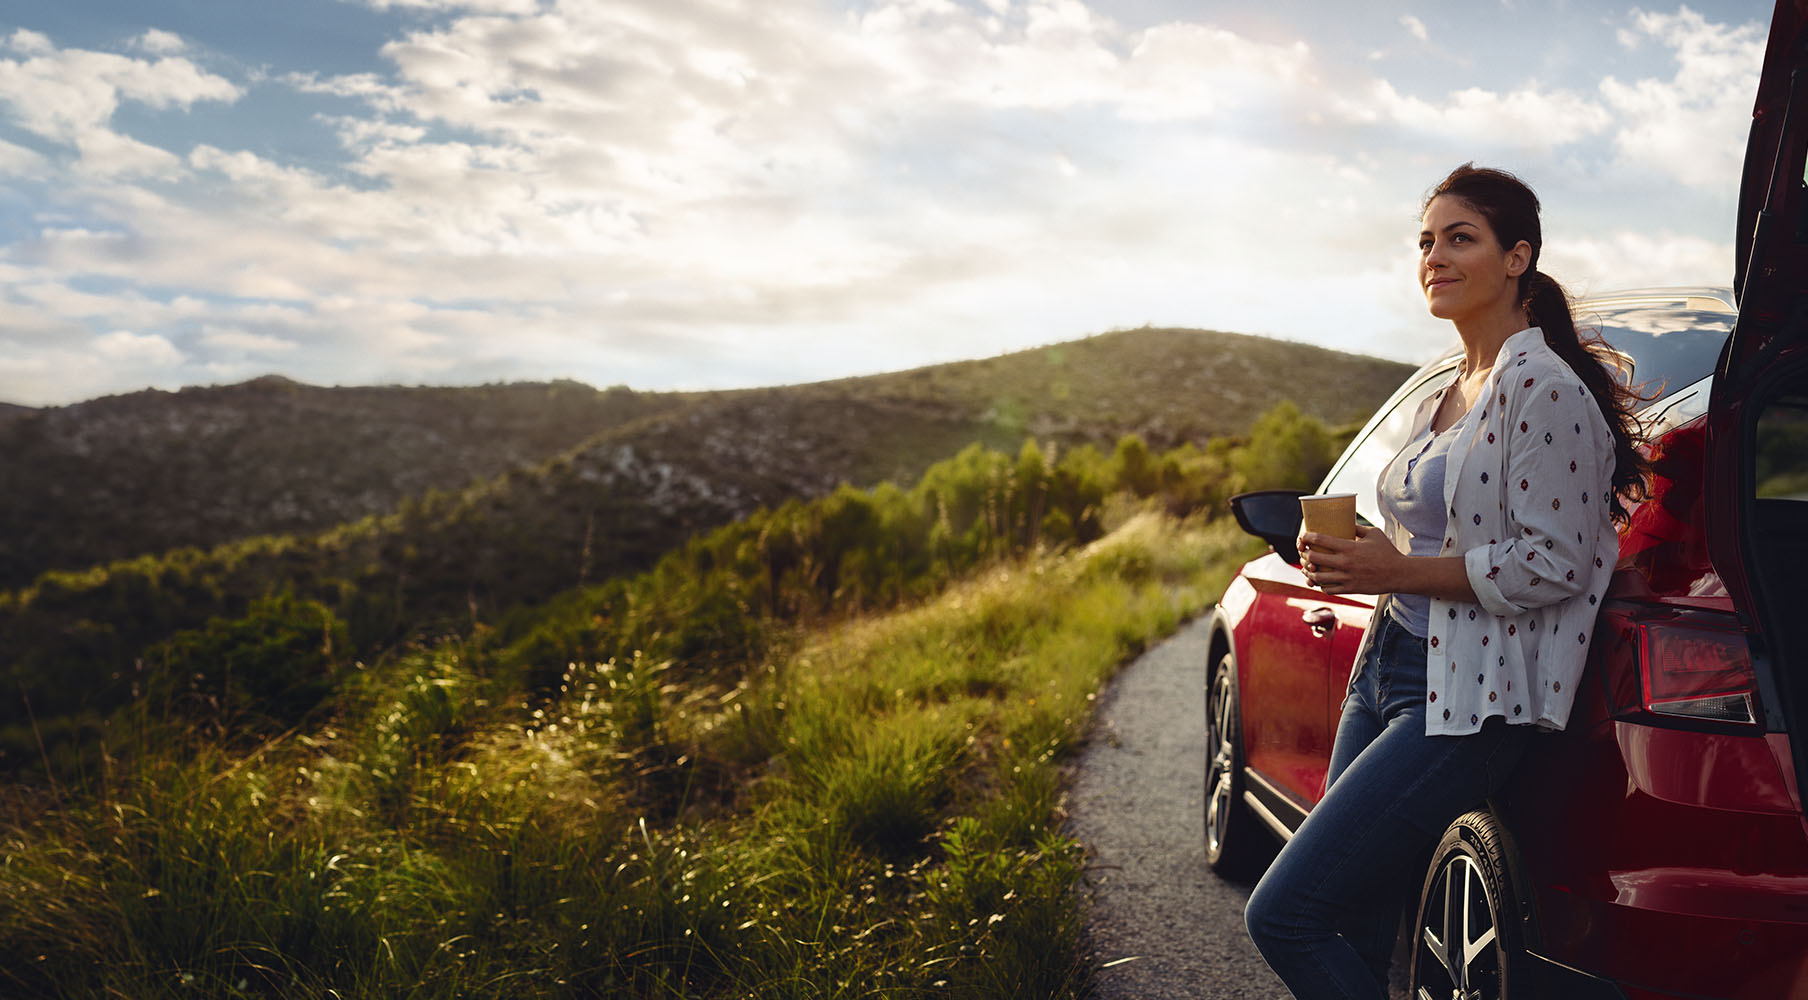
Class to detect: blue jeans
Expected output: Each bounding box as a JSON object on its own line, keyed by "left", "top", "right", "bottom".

{"left": 1244, "top": 608, "right": 1531, "bottom": 1000}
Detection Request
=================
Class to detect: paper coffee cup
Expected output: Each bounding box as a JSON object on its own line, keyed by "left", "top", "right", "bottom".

{"left": 1299, "top": 493, "right": 1357, "bottom": 540}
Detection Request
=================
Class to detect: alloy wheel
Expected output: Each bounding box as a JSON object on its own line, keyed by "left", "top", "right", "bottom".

{"left": 1205, "top": 668, "right": 1235, "bottom": 858}
{"left": 1416, "top": 854, "right": 1501, "bottom": 1000}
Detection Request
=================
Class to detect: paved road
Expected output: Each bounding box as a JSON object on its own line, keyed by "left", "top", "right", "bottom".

{"left": 1068, "top": 613, "right": 1412, "bottom": 1000}
{"left": 1066, "top": 613, "right": 1291, "bottom": 1000}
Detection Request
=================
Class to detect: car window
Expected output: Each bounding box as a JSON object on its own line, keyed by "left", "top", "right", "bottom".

{"left": 1319, "top": 366, "right": 1455, "bottom": 528}
{"left": 1756, "top": 392, "right": 1808, "bottom": 499}
{"left": 1583, "top": 304, "right": 1734, "bottom": 403}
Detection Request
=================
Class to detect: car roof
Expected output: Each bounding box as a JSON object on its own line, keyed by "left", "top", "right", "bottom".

{"left": 1421, "top": 286, "right": 1736, "bottom": 369}
{"left": 1578, "top": 287, "right": 1736, "bottom": 313}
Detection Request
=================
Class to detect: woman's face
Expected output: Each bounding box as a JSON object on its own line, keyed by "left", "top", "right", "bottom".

{"left": 1418, "top": 195, "right": 1529, "bottom": 324}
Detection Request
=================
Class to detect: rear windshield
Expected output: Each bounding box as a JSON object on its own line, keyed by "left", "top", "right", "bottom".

{"left": 1579, "top": 303, "right": 1733, "bottom": 401}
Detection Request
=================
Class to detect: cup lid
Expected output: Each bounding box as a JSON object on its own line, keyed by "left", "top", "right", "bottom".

{"left": 1300, "top": 492, "right": 1356, "bottom": 500}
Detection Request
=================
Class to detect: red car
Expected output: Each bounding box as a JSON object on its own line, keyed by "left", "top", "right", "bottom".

{"left": 1205, "top": 6, "right": 1808, "bottom": 998}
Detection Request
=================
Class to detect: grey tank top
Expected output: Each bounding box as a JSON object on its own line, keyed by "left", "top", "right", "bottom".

{"left": 1377, "top": 407, "right": 1469, "bottom": 637}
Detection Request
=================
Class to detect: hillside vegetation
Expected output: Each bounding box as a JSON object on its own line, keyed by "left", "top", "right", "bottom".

{"left": 2, "top": 401, "right": 1346, "bottom": 766}
{"left": 0, "top": 328, "right": 1411, "bottom": 590}
{"left": 1, "top": 396, "right": 1339, "bottom": 997}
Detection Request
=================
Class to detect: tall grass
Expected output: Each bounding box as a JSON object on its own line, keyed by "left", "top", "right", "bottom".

{"left": 1, "top": 512, "right": 1260, "bottom": 998}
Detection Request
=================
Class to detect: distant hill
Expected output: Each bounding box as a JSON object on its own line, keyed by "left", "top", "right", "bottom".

{"left": 0, "top": 328, "right": 1413, "bottom": 592}
{"left": 0, "top": 377, "right": 694, "bottom": 590}
{"left": 809, "top": 326, "right": 1409, "bottom": 462}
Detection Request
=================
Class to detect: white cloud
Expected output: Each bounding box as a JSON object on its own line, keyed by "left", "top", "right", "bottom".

{"left": 0, "top": 354, "right": 50, "bottom": 379}
{"left": 200, "top": 326, "right": 301, "bottom": 354}
{"left": 1401, "top": 15, "right": 1428, "bottom": 42}
{"left": 0, "top": 46, "right": 239, "bottom": 141}
{"left": 1344, "top": 79, "right": 1612, "bottom": 152}
{"left": 1544, "top": 229, "right": 1731, "bottom": 294}
{"left": 135, "top": 29, "right": 186, "bottom": 55}
{"left": 0, "top": 37, "right": 239, "bottom": 178}
{"left": 12, "top": 275, "right": 173, "bottom": 323}
{"left": 5, "top": 30, "right": 53, "bottom": 56}
{"left": 75, "top": 129, "right": 187, "bottom": 178}
{"left": 1118, "top": 23, "right": 1317, "bottom": 120}
{"left": 1329, "top": 5, "right": 1762, "bottom": 184}
{"left": 93, "top": 329, "right": 183, "bottom": 366}
{"left": 358, "top": 0, "right": 540, "bottom": 11}
{"left": 322, "top": 115, "right": 427, "bottom": 147}
{"left": 1601, "top": 7, "right": 1765, "bottom": 188}
{"left": 0, "top": 137, "right": 47, "bottom": 176}
{"left": 839, "top": 1, "right": 1321, "bottom": 121}
{"left": 285, "top": 70, "right": 394, "bottom": 100}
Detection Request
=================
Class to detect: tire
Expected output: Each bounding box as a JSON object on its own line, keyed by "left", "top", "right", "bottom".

{"left": 1204, "top": 649, "right": 1262, "bottom": 877}
{"left": 1408, "top": 810, "right": 1524, "bottom": 1000}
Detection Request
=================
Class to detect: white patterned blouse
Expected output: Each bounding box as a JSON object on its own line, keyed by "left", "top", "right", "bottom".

{"left": 1367, "top": 325, "right": 1620, "bottom": 736}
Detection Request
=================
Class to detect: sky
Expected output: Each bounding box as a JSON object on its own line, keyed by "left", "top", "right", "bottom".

{"left": 0, "top": 0, "right": 1772, "bottom": 407}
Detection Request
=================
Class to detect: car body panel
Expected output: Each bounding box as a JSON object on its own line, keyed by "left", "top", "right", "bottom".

{"left": 1238, "top": 572, "right": 1335, "bottom": 807}
{"left": 1612, "top": 718, "right": 1796, "bottom": 815}
{"left": 1223, "top": 553, "right": 1334, "bottom": 808}
{"left": 1734, "top": 0, "right": 1808, "bottom": 311}
{"left": 1719, "top": 0, "right": 1808, "bottom": 881}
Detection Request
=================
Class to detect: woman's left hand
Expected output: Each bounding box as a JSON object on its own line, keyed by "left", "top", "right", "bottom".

{"left": 1298, "top": 524, "right": 1406, "bottom": 596}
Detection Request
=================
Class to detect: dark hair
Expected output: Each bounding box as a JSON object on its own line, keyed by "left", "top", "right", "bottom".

{"left": 1424, "top": 163, "right": 1650, "bottom": 524}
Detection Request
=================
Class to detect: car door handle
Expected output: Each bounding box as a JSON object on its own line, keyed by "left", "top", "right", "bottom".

{"left": 1301, "top": 607, "right": 1337, "bottom": 636}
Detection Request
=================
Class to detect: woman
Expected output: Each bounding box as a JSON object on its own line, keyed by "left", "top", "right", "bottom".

{"left": 1241, "top": 164, "right": 1648, "bottom": 999}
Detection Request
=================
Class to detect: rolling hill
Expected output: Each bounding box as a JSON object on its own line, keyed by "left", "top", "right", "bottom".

{"left": 0, "top": 377, "right": 694, "bottom": 591}
{"left": 0, "top": 325, "right": 1412, "bottom": 753}
{"left": 0, "top": 328, "right": 1413, "bottom": 590}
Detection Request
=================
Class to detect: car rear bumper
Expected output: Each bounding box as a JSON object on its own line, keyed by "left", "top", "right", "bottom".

{"left": 1525, "top": 953, "right": 1628, "bottom": 999}
{"left": 1544, "top": 884, "right": 1808, "bottom": 998}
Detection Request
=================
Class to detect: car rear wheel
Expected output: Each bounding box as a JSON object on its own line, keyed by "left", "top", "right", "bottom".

{"left": 1409, "top": 810, "right": 1523, "bottom": 1000}
{"left": 1204, "top": 650, "right": 1261, "bottom": 877}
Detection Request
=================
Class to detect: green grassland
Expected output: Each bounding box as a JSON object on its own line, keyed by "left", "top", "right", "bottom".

{"left": 0, "top": 398, "right": 1339, "bottom": 998}
{"left": 1, "top": 512, "right": 1261, "bottom": 999}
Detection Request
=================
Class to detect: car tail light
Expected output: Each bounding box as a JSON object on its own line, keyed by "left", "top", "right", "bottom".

{"left": 1602, "top": 608, "right": 1759, "bottom": 725}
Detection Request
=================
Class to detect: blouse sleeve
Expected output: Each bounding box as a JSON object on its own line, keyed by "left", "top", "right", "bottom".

{"left": 1464, "top": 366, "right": 1614, "bottom": 617}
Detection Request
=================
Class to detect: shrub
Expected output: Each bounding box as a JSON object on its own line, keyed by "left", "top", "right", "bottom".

{"left": 142, "top": 592, "right": 349, "bottom": 732}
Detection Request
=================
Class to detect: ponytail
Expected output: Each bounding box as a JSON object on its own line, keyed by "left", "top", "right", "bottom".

{"left": 1521, "top": 268, "right": 1650, "bottom": 524}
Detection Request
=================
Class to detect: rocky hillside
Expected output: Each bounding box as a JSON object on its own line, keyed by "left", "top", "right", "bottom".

{"left": 0, "top": 328, "right": 1414, "bottom": 591}
{"left": 0, "top": 377, "right": 694, "bottom": 590}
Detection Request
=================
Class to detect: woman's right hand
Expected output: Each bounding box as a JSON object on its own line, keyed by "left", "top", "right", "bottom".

{"left": 1298, "top": 529, "right": 1387, "bottom": 594}
{"left": 1301, "top": 527, "right": 1476, "bottom": 601}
